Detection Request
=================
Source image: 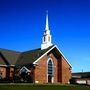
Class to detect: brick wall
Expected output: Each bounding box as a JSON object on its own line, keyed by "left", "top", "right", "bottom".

{"left": 61, "top": 56, "right": 71, "bottom": 84}
{"left": 0, "top": 67, "right": 6, "bottom": 78}
{"left": 57, "top": 56, "right": 62, "bottom": 82}
{"left": 10, "top": 67, "right": 14, "bottom": 78}
{"left": 34, "top": 52, "right": 71, "bottom": 84}
{"left": 0, "top": 66, "right": 15, "bottom": 79}
{"left": 34, "top": 53, "right": 58, "bottom": 83}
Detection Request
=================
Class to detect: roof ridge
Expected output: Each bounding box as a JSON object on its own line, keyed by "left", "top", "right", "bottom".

{"left": 73, "top": 72, "right": 90, "bottom": 74}
{"left": 0, "top": 48, "right": 21, "bottom": 53}
{"left": 22, "top": 48, "right": 41, "bottom": 53}
{"left": 22, "top": 45, "right": 55, "bottom": 53}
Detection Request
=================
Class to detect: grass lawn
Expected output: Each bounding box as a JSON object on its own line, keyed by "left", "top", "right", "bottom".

{"left": 0, "top": 84, "right": 90, "bottom": 90}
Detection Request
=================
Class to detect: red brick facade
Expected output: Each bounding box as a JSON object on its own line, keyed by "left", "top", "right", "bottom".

{"left": 34, "top": 52, "right": 71, "bottom": 84}
{"left": 0, "top": 66, "right": 14, "bottom": 79}
{"left": 61, "top": 56, "right": 71, "bottom": 84}
{"left": 0, "top": 67, "right": 6, "bottom": 78}
{"left": 0, "top": 46, "right": 71, "bottom": 84}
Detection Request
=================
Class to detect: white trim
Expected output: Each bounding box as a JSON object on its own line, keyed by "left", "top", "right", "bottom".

{"left": 19, "top": 66, "right": 30, "bottom": 74}
{"left": 55, "top": 45, "right": 72, "bottom": 67}
{"left": 33, "top": 45, "right": 71, "bottom": 67}
{"left": 33, "top": 45, "right": 56, "bottom": 64}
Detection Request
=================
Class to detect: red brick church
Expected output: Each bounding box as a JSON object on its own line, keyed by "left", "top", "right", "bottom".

{"left": 0, "top": 12, "right": 71, "bottom": 84}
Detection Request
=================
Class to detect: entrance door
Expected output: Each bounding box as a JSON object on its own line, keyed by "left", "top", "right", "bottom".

{"left": 48, "top": 75, "right": 52, "bottom": 83}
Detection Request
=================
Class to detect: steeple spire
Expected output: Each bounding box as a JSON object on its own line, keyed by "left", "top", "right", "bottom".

{"left": 41, "top": 11, "right": 53, "bottom": 50}
{"left": 45, "top": 11, "right": 49, "bottom": 30}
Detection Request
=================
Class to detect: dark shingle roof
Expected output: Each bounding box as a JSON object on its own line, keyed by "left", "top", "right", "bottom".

{"left": 72, "top": 72, "right": 90, "bottom": 78}
{"left": 0, "top": 56, "right": 6, "bottom": 65}
{"left": 0, "top": 45, "right": 71, "bottom": 67}
{"left": 0, "top": 48, "right": 21, "bottom": 65}
{"left": 16, "top": 45, "right": 54, "bottom": 65}
{"left": 0, "top": 45, "right": 54, "bottom": 66}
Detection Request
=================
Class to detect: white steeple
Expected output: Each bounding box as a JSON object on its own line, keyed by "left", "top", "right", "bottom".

{"left": 41, "top": 11, "right": 53, "bottom": 50}
{"left": 45, "top": 11, "right": 49, "bottom": 30}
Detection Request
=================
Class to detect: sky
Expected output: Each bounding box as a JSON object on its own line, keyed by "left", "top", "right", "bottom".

{"left": 0, "top": 0, "right": 90, "bottom": 72}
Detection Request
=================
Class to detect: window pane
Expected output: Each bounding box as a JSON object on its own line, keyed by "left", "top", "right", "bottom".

{"left": 48, "top": 59, "right": 54, "bottom": 76}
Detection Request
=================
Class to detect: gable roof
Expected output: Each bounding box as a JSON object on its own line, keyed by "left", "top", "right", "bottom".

{"left": 0, "top": 45, "right": 71, "bottom": 67}
{"left": 33, "top": 45, "right": 71, "bottom": 67}
{"left": 0, "top": 56, "right": 6, "bottom": 65}
{"left": 16, "top": 45, "right": 54, "bottom": 65}
{"left": 0, "top": 48, "right": 20, "bottom": 65}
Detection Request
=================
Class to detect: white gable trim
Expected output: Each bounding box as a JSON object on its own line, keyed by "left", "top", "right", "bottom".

{"left": 33, "top": 45, "right": 56, "bottom": 64}
{"left": 55, "top": 45, "right": 72, "bottom": 67}
{"left": 33, "top": 45, "right": 71, "bottom": 67}
{"left": 20, "top": 66, "right": 30, "bottom": 74}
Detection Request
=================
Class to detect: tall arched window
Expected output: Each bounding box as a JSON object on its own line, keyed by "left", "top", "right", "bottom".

{"left": 48, "top": 59, "right": 54, "bottom": 76}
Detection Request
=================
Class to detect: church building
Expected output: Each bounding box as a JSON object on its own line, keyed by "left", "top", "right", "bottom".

{"left": 0, "top": 12, "right": 71, "bottom": 84}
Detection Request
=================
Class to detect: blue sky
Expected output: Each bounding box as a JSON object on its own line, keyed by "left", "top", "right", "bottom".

{"left": 0, "top": 0, "right": 90, "bottom": 72}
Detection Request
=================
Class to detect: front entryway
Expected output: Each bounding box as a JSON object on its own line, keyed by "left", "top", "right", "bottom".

{"left": 20, "top": 66, "right": 33, "bottom": 83}
{"left": 48, "top": 75, "right": 52, "bottom": 83}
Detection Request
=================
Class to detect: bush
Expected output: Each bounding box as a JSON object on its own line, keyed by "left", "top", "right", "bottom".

{"left": 70, "top": 78, "right": 76, "bottom": 84}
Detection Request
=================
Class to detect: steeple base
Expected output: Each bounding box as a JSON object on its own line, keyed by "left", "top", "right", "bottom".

{"left": 41, "top": 43, "right": 53, "bottom": 50}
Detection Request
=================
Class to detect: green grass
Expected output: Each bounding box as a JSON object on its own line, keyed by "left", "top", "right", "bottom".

{"left": 0, "top": 84, "right": 90, "bottom": 90}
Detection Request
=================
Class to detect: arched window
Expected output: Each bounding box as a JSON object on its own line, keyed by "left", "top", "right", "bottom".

{"left": 48, "top": 59, "right": 54, "bottom": 76}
